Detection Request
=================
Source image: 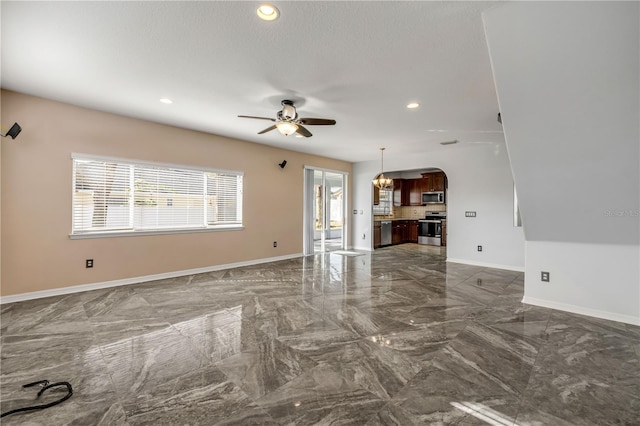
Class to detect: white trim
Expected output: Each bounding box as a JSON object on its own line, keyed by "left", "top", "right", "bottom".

{"left": 303, "top": 167, "right": 314, "bottom": 255}
{"left": 522, "top": 296, "right": 640, "bottom": 327}
{"left": 303, "top": 164, "right": 350, "bottom": 176}
{"left": 446, "top": 257, "right": 525, "bottom": 272}
{"left": 0, "top": 253, "right": 303, "bottom": 305}
{"left": 72, "top": 152, "right": 244, "bottom": 176}
{"left": 303, "top": 167, "right": 349, "bottom": 255}
{"left": 69, "top": 225, "right": 244, "bottom": 239}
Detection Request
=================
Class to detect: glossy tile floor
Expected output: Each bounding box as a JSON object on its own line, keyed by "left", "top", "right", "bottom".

{"left": 1, "top": 244, "right": 638, "bottom": 425}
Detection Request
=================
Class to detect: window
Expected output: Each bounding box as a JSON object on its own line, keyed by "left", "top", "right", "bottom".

{"left": 372, "top": 188, "right": 392, "bottom": 214}
{"left": 71, "top": 154, "right": 243, "bottom": 237}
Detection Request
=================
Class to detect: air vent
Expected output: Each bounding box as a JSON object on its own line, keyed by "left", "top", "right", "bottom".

{"left": 440, "top": 140, "right": 458, "bottom": 146}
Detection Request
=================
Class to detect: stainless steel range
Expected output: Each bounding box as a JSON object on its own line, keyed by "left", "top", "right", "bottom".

{"left": 418, "top": 211, "right": 446, "bottom": 246}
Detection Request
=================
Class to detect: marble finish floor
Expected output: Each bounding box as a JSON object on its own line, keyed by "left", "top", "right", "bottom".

{"left": 1, "top": 244, "right": 638, "bottom": 425}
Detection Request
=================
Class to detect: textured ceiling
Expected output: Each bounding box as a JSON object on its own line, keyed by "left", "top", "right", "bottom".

{"left": 1, "top": 1, "right": 504, "bottom": 163}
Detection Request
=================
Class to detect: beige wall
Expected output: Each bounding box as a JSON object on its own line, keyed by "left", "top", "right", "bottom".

{"left": 1, "top": 90, "right": 352, "bottom": 297}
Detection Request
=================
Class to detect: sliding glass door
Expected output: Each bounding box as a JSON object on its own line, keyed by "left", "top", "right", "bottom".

{"left": 304, "top": 167, "right": 347, "bottom": 254}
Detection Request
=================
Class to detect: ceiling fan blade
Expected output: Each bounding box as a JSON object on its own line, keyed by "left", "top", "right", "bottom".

{"left": 258, "top": 125, "right": 277, "bottom": 134}
{"left": 238, "top": 115, "right": 276, "bottom": 122}
{"left": 298, "top": 118, "right": 336, "bottom": 126}
{"left": 295, "top": 125, "right": 312, "bottom": 138}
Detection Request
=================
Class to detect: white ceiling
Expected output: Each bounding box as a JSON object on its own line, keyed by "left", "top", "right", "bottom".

{"left": 1, "top": 1, "right": 504, "bottom": 163}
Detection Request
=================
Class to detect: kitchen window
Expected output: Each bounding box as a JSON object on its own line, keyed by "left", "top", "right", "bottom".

{"left": 373, "top": 188, "right": 393, "bottom": 214}
{"left": 71, "top": 154, "right": 243, "bottom": 238}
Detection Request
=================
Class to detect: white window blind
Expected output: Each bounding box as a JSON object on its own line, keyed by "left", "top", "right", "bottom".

{"left": 72, "top": 154, "right": 243, "bottom": 236}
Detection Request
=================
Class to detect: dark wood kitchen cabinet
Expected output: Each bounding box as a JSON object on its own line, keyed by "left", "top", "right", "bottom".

{"left": 408, "top": 179, "right": 422, "bottom": 205}
{"left": 392, "top": 221, "right": 403, "bottom": 245}
{"left": 394, "top": 179, "right": 411, "bottom": 207}
{"left": 374, "top": 221, "right": 381, "bottom": 248}
{"left": 385, "top": 220, "right": 419, "bottom": 245}
{"left": 393, "top": 179, "right": 422, "bottom": 206}
{"left": 432, "top": 173, "right": 446, "bottom": 191}
{"left": 408, "top": 220, "right": 419, "bottom": 243}
{"left": 421, "top": 172, "right": 447, "bottom": 192}
{"left": 373, "top": 185, "right": 380, "bottom": 205}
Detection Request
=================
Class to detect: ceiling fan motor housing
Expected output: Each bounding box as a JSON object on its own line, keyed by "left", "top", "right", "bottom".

{"left": 280, "top": 100, "right": 297, "bottom": 120}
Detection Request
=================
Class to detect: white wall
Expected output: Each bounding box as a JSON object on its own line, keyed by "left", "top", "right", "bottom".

{"left": 484, "top": 2, "right": 640, "bottom": 324}
{"left": 524, "top": 241, "right": 639, "bottom": 325}
{"left": 352, "top": 142, "right": 525, "bottom": 271}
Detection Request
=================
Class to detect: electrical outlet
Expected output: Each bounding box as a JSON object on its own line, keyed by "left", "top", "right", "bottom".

{"left": 273, "top": 241, "right": 277, "bottom": 248}
{"left": 86, "top": 259, "right": 93, "bottom": 268}
{"left": 477, "top": 245, "right": 482, "bottom": 252}
{"left": 353, "top": 209, "right": 357, "bottom": 214}
{"left": 541, "top": 271, "right": 550, "bottom": 282}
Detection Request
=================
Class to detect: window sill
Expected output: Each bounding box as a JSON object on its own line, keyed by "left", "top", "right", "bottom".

{"left": 69, "top": 225, "right": 244, "bottom": 239}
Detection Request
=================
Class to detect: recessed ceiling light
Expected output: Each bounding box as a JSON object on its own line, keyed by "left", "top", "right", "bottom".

{"left": 159, "top": 98, "right": 173, "bottom": 104}
{"left": 406, "top": 102, "right": 420, "bottom": 109}
{"left": 257, "top": 4, "right": 279, "bottom": 21}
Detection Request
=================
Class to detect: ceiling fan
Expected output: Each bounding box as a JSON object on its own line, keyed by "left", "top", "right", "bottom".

{"left": 238, "top": 100, "right": 336, "bottom": 138}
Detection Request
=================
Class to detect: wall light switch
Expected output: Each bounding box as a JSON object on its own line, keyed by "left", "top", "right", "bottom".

{"left": 541, "top": 271, "right": 550, "bottom": 282}
{"left": 465, "top": 211, "right": 477, "bottom": 218}
{"left": 353, "top": 209, "right": 357, "bottom": 214}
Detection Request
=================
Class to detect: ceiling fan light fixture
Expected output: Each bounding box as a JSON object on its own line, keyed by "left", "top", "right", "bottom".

{"left": 257, "top": 4, "right": 279, "bottom": 21}
{"left": 276, "top": 121, "right": 298, "bottom": 136}
{"left": 372, "top": 148, "right": 393, "bottom": 189}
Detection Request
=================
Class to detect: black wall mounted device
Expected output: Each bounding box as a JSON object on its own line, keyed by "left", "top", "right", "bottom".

{"left": 1, "top": 122, "right": 21, "bottom": 139}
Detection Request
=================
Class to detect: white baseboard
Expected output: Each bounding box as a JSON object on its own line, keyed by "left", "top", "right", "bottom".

{"left": 522, "top": 296, "right": 640, "bottom": 326}
{"left": 446, "top": 258, "right": 525, "bottom": 272}
{"left": 0, "top": 253, "right": 304, "bottom": 305}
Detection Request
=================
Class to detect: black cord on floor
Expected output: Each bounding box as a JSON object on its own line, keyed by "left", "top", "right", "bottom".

{"left": 0, "top": 380, "right": 73, "bottom": 418}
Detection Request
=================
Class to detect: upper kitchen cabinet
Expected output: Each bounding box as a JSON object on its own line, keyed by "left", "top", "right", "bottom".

{"left": 393, "top": 179, "right": 407, "bottom": 206}
{"left": 392, "top": 178, "right": 422, "bottom": 206}
{"left": 421, "top": 172, "right": 447, "bottom": 192}
{"left": 408, "top": 179, "right": 422, "bottom": 206}
{"left": 373, "top": 185, "right": 380, "bottom": 205}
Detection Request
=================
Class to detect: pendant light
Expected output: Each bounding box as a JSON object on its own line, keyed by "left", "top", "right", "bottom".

{"left": 372, "top": 148, "right": 393, "bottom": 189}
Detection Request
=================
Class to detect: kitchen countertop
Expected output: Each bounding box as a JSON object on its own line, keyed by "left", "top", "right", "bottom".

{"left": 373, "top": 218, "right": 420, "bottom": 222}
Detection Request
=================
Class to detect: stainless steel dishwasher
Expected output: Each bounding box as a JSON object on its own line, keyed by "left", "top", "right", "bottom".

{"left": 380, "top": 220, "right": 392, "bottom": 246}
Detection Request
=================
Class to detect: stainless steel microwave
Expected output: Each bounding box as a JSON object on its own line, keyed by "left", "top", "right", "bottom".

{"left": 422, "top": 191, "right": 445, "bottom": 204}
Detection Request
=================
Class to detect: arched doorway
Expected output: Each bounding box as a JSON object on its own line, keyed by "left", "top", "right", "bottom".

{"left": 372, "top": 168, "right": 448, "bottom": 250}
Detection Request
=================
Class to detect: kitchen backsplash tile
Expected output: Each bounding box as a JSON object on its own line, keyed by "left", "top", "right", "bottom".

{"left": 374, "top": 204, "right": 447, "bottom": 220}
{"left": 398, "top": 205, "right": 446, "bottom": 218}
